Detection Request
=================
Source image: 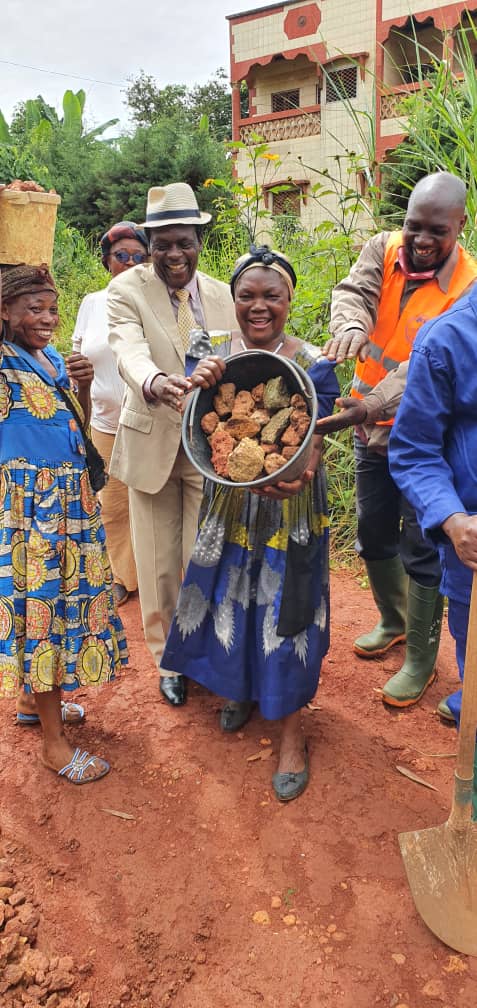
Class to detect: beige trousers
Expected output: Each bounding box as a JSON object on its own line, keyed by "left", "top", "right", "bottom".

{"left": 91, "top": 427, "right": 138, "bottom": 593}
{"left": 128, "top": 445, "right": 203, "bottom": 673}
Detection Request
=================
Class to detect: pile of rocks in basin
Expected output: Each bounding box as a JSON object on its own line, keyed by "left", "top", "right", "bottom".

{"left": 201, "top": 375, "right": 311, "bottom": 483}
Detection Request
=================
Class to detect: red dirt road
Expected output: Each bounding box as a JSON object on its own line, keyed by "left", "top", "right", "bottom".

{"left": 1, "top": 570, "right": 476, "bottom": 1008}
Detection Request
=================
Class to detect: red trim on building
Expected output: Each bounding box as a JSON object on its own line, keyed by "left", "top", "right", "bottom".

{"left": 231, "top": 46, "right": 370, "bottom": 84}
{"left": 377, "top": 2, "right": 473, "bottom": 42}
{"left": 231, "top": 83, "right": 242, "bottom": 143}
{"left": 284, "top": 4, "right": 321, "bottom": 40}
{"left": 239, "top": 103, "right": 321, "bottom": 127}
{"left": 376, "top": 133, "right": 407, "bottom": 162}
{"left": 231, "top": 43, "right": 327, "bottom": 83}
{"left": 375, "top": 0, "right": 384, "bottom": 159}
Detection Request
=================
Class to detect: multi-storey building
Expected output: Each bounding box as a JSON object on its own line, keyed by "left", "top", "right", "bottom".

{"left": 227, "top": 0, "right": 476, "bottom": 230}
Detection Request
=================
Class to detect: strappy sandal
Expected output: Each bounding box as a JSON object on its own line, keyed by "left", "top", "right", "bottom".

{"left": 57, "top": 747, "right": 110, "bottom": 784}
{"left": 17, "top": 701, "right": 85, "bottom": 726}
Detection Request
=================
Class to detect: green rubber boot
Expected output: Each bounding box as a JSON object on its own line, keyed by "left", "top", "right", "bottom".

{"left": 382, "top": 582, "right": 443, "bottom": 707}
{"left": 354, "top": 557, "right": 408, "bottom": 658}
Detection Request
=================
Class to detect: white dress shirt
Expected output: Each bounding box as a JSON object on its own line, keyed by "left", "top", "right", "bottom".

{"left": 72, "top": 287, "right": 125, "bottom": 433}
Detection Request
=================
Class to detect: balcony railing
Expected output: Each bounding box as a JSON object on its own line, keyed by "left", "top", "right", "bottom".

{"left": 239, "top": 106, "right": 321, "bottom": 143}
{"left": 380, "top": 81, "right": 426, "bottom": 120}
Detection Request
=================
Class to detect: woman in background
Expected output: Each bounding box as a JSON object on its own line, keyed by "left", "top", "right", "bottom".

{"left": 72, "top": 221, "right": 148, "bottom": 607}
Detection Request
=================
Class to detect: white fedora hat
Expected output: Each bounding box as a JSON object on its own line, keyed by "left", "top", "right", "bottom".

{"left": 141, "top": 182, "right": 211, "bottom": 229}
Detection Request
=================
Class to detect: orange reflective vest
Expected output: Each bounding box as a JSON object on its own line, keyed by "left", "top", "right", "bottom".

{"left": 352, "top": 232, "right": 477, "bottom": 413}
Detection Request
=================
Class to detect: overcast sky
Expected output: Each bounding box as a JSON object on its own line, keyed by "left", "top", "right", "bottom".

{"left": 1, "top": 0, "right": 259, "bottom": 132}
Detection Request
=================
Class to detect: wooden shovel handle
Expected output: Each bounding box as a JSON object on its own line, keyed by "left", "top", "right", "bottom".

{"left": 450, "top": 571, "right": 477, "bottom": 827}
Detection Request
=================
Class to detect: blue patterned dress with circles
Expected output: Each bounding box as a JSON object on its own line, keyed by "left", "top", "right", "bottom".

{"left": 162, "top": 337, "right": 339, "bottom": 719}
{"left": 0, "top": 340, "right": 128, "bottom": 698}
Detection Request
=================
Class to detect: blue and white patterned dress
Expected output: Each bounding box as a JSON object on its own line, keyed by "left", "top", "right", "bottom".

{"left": 162, "top": 339, "right": 338, "bottom": 720}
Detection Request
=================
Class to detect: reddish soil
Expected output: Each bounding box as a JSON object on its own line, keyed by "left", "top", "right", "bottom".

{"left": 1, "top": 569, "right": 476, "bottom": 1008}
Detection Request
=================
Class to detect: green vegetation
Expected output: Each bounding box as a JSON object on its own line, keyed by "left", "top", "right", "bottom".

{"left": 0, "top": 79, "right": 231, "bottom": 234}
{"left": 124, "top": 68, "right": 233, "bottom": 142}
{"left": 52, "top": 219, "right": 108, "bottom": 355}
{"left": 379, "top": 18, "right": 477, "bottom": 255}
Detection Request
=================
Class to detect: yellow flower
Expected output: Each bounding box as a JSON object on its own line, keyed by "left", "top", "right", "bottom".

{"left": 203, "top": 178, "right": 216, "bottom": 188}
{"left": 243, "top": 186, "right": 255, "bottom": 196}
{"left": 260, "top": 153, "right": 280, "bottom": 161}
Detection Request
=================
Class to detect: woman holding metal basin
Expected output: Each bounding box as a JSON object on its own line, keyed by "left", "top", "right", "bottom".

{"left": 162, "top": 246, "right": 339, "bottom": 801}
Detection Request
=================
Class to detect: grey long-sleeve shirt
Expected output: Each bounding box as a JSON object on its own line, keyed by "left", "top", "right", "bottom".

{"left": 361, "top": 360, "right": 409, "bottom": 452}
{"left": 331, "top": 232, "right": 462, "bottom": 451}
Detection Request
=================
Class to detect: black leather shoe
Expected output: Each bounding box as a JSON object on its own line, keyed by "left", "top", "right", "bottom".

{"left": 220, "top": 701, "right": 254, "bottom": 733}
{"left": 272, "top": 745, "right": 309, "bottom": 802}
{"left": 160, "top": 674, "right": 187, "bottom": 707}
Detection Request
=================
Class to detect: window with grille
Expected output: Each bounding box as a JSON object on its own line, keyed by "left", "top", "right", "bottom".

{"left": 272, "top": 187, "right": 302, "bottom": 216}
{"left": 326, "top": 66, "right": 358, "bottom": 103}
{"left": 271, "top": 89, "right": 300, "bottom": 113}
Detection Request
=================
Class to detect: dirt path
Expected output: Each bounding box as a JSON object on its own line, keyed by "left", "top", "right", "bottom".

{"left": 1, "top": 570, "right": 476, "bottom": 1008}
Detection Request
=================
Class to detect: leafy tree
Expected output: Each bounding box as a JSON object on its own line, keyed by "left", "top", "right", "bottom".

{"left": 186, "top": 68, "right": 232, "bottom": 140}
{"left": 0, "top": 108, "right": 11, "bottom": 143}
{"left": 1, "top": 90, "right": 118, "bottom": 148}
{"left": 123, "top": 72, "right": 188, "bottom": 127}
{"left": 0, "top": 142, "right": 51, "bottom": 189}
{"left": 87, "top": 115, "right": 231, "bottom": 232}
{"left": 124, "top": 68, "right": 232, "bottom": 141}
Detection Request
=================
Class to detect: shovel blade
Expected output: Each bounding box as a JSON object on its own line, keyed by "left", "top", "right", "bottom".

{"left": 399, "top": 821, "right": 477, "bottom": 955}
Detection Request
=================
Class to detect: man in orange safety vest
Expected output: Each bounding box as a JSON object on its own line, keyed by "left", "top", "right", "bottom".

{"left": 323, "top": 172, "right": 477, "bottom": 708}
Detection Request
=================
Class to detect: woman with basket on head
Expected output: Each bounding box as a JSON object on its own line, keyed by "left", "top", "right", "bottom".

{"left": 0, "top": 264, "right": 128, "bottom": 784}
{"left": 161, "top": 246, "right": 339, "bottom": 801}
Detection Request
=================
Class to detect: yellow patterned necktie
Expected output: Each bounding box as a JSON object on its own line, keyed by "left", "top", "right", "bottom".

{"left": 175, "top": 288, "right": 196, "bottom": 352}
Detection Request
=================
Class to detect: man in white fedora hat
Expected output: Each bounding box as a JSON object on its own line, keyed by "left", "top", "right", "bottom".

{"left": 107, "top": 182, "right": 237, "bottom": 706}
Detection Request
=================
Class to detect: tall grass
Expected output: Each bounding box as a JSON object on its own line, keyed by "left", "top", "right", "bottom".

{"left": 379, "top": 19, "right": 477, "bottom": 251}
{"left": 52, "top": 219, "right": 107, "bottom": 354}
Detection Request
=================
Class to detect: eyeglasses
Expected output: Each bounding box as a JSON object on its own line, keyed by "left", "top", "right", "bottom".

{"left": 111, "top": 250, "right": 147, "bottom": 264}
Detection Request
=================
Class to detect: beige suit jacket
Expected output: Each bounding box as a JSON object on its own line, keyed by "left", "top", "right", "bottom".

{"left": 107, "top": 264, "right": 237, "bottom": 493}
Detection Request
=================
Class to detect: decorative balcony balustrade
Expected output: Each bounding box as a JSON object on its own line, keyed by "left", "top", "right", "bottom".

{"left": 379, "top": 78, "right": 427, "bottom": 120}
{"left": 380, "top": 91, "right": 410, "bottom": 120}
{"left": 239, "top": 109, "right": 321, "bottom": 143}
